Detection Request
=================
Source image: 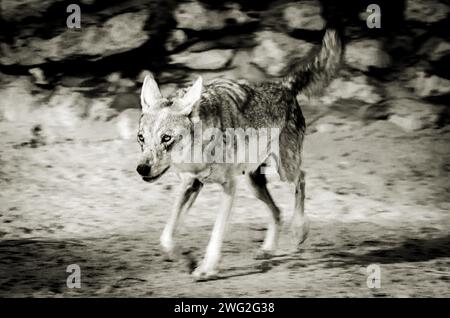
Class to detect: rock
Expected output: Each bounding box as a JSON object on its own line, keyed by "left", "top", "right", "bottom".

{"left": 165, "top": 30, "right": 188, "bottom": 52}
{"left": 158, "top": 70, "right": 187, "bottom": 85}
{"left": 344, "top": 39, "right": 392, "bottom": 71}
{"left": 47, "top": 87, "right": 90, "bottom": 126}
{"left": 384, "top": 81, "right": 417, "bottom": 100}
{"left": 28, "top": 67, "right": 48, "bottom": 85}
{"left": 430, "top": 41, "right": 450, "bottom": 62}
{"left": 405, "top": 0, "right": 449, "bottom": 23}
{"left": 118, "top": 78, "right": 135, "bottom": 88}
{"left": 170, "top": 49, "right": 234, "bottom": 70}
{"left": 105, "top": 72, "right": 135, "bottom": 94}
{"left": 407, "top": 71, "right": 450, "bottom": 97}
{"left": 137, "top": 70, "right": 153, "bottom": 84}
{"left": 0, "top": 77, "right": 41, "bottom": 122}
{"left": 1, "top": 81, "right": 95, "bottom": 129}
{"left": 316, "top": 122, "right": 353, "bottom": 133}
{"left": 110, "top": 93, "right": 140, "bottom": 112}
{"left": 361, "top": 103, "right": 391, "bottom": 121}
{"left": 251, "top": 31, "right": 315, "bottom": 76}
{"left": 1, "top": 0, "right": 58, "bottom": 22}
{"left": 283, "top": 1, "right": 325, "bottom": 31}
{"left": 321, "top": 75, "right": 383, "bottom": 105}
{"left": 419, "top": 37, "right": 450, "bottom": 62}
{"left": 187, "top": 34, "right": 256, "bottom": 53}
{"left": 174, "top": 1, "right": 254, "bottom": 31}
{"left": 88, "top": 97, "right": 116, "bottom": 121}
{"left": 387, "top": 98, "right": 445, "bottom": 132}
{"left": 312, "top": 114, "right": 363, "bottom": 134}
{"left": 387, "top": 35, "right": 414, "bottom": 55}
{"left": 59, "top": 76, "right": 92, "bottom": 88}
{"left": 115, "top": 109, "right": 141, "bottom": 140}
{"left": 106, "top": 72, "right": 121, "bottom": 83}
{"left": 105, "top": 76, "right": 135, "bottom": 93}
{"left": 1, "top": 11, "right": 149, "bottom": 65}
{"left": 160, "top": 83, "right": 179, "bottom": 97}
{"left": 230, "top": 50, "right": 268, "bottom": 82}
{"left": 399, "top": 64, "right": 425, "bottom": 83}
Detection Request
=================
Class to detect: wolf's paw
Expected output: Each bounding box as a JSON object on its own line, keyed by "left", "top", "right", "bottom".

{"left": 160, "top": 241, "right": 178, "bottom": 261}
{"left": 254, "top": 249, "right": 275, "bottom": 260}
{"left": 191, "top": 266, "right": 218, "bottom": 282}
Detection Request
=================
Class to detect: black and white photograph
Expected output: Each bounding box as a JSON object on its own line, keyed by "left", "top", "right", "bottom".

{"left": 0, "top": 0, "right": 449, "bottom": 301}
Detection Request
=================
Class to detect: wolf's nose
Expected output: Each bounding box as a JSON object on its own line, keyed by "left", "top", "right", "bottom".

{"left": 136, "top": 164, "right": 151, "bottom": 176}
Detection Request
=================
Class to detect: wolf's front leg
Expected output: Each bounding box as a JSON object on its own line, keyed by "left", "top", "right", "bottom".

{"left": 192, "top": 180, "right": 236, "bottom": 281}
{"left": 160, "top": 177, "right": 203, "bottom": 259}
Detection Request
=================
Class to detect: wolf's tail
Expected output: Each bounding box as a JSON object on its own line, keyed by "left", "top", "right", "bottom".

{"left": 282, "top": 29, "right": 342, "bottom": 98}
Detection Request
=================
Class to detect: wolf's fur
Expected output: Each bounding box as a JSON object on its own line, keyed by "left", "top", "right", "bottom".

{"left": 137, "top": 29, "right": 342, "bottom": 280}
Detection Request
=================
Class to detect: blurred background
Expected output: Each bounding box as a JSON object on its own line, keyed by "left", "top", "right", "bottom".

{"left": 0, "top": 0, "right": 449, "bottom": 297}
{"left": 1, "top": 0, "right": 449, "bottom": 133}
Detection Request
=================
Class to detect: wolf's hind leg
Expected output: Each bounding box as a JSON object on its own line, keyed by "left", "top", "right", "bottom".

{"left": 291, "top": 170, "right": 310, "bottom": 248}
{"left": 247, "top": 169, "right": 281, "bottom": 259}
{"left": 160, "top": 177, "right": 203, "bottom": 259}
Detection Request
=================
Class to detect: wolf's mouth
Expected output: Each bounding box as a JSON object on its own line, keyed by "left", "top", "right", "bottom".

{"left": 142, "top": 166, "right": 170, "bottom": 183}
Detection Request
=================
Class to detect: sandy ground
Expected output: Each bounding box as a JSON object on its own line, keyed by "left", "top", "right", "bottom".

{"left": 0, "top": 108, "right": 449, "bottom": 297}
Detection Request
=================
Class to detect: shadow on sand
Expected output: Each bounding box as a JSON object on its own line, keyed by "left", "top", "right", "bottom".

{"left": 212, "top": 234, "right": 450, "bottom": 281}
{"left": 0, "top": 238, "right": 131, "bottom": 296}
{"left": 325, "top": 235, "right": 450, "bottom": 265}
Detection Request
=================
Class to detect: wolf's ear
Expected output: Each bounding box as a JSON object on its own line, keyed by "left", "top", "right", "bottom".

{"left": 179, "top": 76, "right": 203, "bottom": 116}
{"left": 141, "top": 75, "right": 162, "bottom": 112}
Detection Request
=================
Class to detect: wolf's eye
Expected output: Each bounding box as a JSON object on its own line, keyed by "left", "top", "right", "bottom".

{"left": 137, "top": 133, "right": 144, "bottom": 143}
{"left": 161, "top": 134, "right": 172, "bottom": 143}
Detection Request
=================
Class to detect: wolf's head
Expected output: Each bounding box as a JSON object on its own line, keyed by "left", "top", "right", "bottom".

{"left": 136, "top": 75, "right": 203, "bottom": 182}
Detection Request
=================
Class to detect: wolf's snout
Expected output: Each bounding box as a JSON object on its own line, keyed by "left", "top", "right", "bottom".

{"left": 136, "top": 164, "right": 151, "bottom": 176}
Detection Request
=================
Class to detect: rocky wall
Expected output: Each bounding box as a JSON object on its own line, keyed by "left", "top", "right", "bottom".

{"left": 1, "top": 0, "right": 449, "bottom": 138}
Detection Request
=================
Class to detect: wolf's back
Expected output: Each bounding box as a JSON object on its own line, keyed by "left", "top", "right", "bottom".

{"left": 282, "top": 29, "right": 342, "bottom": 98}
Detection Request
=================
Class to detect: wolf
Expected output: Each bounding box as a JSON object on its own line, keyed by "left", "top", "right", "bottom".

{"left": 136, "top": 29, "right": 342, "bottom": 280}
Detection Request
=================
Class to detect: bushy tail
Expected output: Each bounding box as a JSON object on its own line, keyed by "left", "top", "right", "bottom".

{"left": 282, "top": 29, "right": 342, "bottom": 97}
